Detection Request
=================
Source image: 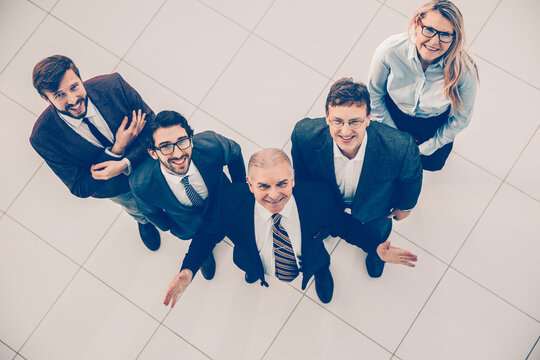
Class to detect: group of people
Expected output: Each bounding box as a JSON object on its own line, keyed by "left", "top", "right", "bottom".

{"left": 28, "top": 0, "right": 478, "bottom": 307}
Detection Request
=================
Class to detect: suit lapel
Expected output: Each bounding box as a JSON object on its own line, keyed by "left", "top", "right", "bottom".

{"left": 48, "top": 107, "right": 103, "bottom": 152}
{"left": 151, "top": 160, "right": 186, "bottom": 209}
{"left": 240, "top": 195, "right": 266, "bottom": 276}
{"left": 353, "top": 127, "right": 383, "bottom": 207}
{"left": 88, "top": 88, "right": 118, "bottom": 130}
{"left": 316, "top": 132, "right": 340, "bottom": 192}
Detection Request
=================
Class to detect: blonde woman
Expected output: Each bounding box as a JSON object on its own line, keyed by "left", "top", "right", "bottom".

{"left": 368, "top": 0, "right": 478, "bottom": 171}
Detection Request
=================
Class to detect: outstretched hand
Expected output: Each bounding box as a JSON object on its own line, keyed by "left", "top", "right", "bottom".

{"left": 376, "top": 241, "right": 417, "bottom": 267}
{"left": 163, "top": 269, "right": 193, "bottom": 308}
{"left": 111, "top": 109, "right": 147, "bottom": 154}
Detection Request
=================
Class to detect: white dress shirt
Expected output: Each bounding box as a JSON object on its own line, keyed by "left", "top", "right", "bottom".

{"left": 58, "top": 98, "right": 132, "bottom": 173}
{"left": 254, "top": 196, "right": 302, "bottom": 277}
{"left": 368, "top": 33, "right": 478, "bottom": 155}
{"left": 333, "top": 133, "right": 367, "bottom": 206}
{"left": 160, "top": 161, "right": 209, "bottom": 206}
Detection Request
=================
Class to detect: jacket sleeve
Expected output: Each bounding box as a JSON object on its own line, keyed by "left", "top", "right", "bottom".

{"left": 394, "top": 135, "right": 423, "bottom": 211}
{"left": 30, "top": 139, "right": 122, "bottom": 198}
{"left": 181, "top": 196, "right": 225, "bottom": 275}
{"left": 213, "top": 132, "right": 246, "bottom": 183}
{"left": 291, "top": 123, "right": 312, "bottom": 182}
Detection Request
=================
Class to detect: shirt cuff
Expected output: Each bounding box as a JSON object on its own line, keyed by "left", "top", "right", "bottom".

{"left": 122, "top": 158, "right": 132, "bottom": 175}
{"left": 418, "top": 138, "right": 437, "bottom": 156}
{"left": 105, "top": 147, "right": 123, "bottom": 158}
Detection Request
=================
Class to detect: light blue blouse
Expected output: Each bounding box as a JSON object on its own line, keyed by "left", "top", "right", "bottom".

{"left": 368, "top": 33, "right": 478, "bottom": 155}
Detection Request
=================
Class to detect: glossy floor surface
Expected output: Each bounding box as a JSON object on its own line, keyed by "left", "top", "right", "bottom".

{"left": 0, "top": 0, "right": 539, "bottom": 359}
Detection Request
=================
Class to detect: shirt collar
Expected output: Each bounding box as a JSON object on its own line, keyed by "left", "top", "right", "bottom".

{"left": 160, "top": 159, "right": 197, "bottom": 185}
{"left": 407, "top": 36, "right": 445, "bottom": 68}
{"left": 332, "top": 131, "right": 368, "bottom": 162}
{"left": 58, "top": 98, "right": 97, "bottom": 128}
{"left": 255, "top": 194, "right": 295, "bottom": 222}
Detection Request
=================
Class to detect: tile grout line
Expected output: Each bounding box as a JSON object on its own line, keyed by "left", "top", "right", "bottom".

{"left": 526, "top": 336, "right": 540, "bottom": 360}
{"left": 259, "top": 292, "right": 308, "bottom": 360}
{"left": 0, "top": 1, "right": 51, "bottom": 77}
{"left": 327, "top": 1, "right": 386, "bottom": 82}
{"left": 2, "top": 162, "right": 44, "bottom": 215}
{"left": 392, "top": 173, "right": 508, "bottom": 355}
{"left": 469, "top": 0, "right": 503, "bottom": 48}
{"left": 112, "top": 0, "right": 169, "bottom": 72}
{"left": 390, "top": 265, "right": 452, "bottom": 357}
{"left": 191, "top": 0, "right": 277, "bottom": 112}
{"left": 473, "top": 53, "right": 540, "bottom": 92}
{"left": 14, "top": 209, "right": 123, "bottom": 356}
{"left": 450, "top": 266, "right": 540, "bottom": 324}
{"left": 500, "top": 123, "right": 540, "bottom": 185}
{"left": 259, "top": 239, "right": 345, "bottom": 358}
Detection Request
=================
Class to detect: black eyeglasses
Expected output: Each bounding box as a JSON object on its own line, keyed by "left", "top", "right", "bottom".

{"left": 418, "top": 19, "right": 455, "bottom": 43}
{"left": 329, "top": 117, "right": 367, "bottom": 129}
{"left": 155, "top": 137, "right": 191, "bottom": 155}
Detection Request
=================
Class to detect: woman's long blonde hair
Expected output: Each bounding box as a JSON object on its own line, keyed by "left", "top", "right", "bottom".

{"left": 408, "top": 0, "right": 479, "bottom": 111}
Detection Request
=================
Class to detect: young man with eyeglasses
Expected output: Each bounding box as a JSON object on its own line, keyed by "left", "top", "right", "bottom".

{"left": 129, "top": 110, "right": 246, "bottom": 280}
{"left": 30, "top": 55, "right": 161, "bottom": 251}
{"left": 291, "top": 78, "right": 423, "bottom": 278}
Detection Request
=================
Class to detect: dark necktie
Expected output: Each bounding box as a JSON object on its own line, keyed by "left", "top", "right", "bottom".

{"left": 272, "top": 213, "right": 299, "bottom": 282}
{"left": 82, "top": 117, "right": 113, "bottom": 148}
{"left": 180, "top": 175, "right": 205, "bottom": 207}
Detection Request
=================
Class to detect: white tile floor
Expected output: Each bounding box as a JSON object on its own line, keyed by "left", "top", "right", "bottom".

{"left": 0, "top": 0, "right": 539, "bottom": 359}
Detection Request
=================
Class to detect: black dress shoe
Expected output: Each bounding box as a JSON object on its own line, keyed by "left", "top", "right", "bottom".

{"left": 245, "top": 272, "right": 257, "bottom": 284}
{"left": 138, "top": 222, "right": 160, "bottom": 251}
{"left": 365, "top": 252, "right": 385, "bottom": 278}
{"left": 201, "top": 251, "right": 216, "bottom": 280}
{"left": 314, "top": 267, "right": 334, "bottom": 304}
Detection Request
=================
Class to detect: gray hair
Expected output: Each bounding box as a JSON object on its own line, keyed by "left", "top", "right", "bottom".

{"left": 247, "top": 148, "right": 293, "bottom": 181}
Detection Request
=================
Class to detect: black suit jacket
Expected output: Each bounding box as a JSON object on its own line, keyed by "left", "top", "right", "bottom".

{"left": 29, "top": 73, "right": 153, "bottom": 198}
{"left": 291, "top": 118, "right": 422, "bottom": 224}
{"left": 181, "top": 182, "right": 378, "bottom": 290}
{"left": 129, "top": 131, "right": 246, "bottom": 240}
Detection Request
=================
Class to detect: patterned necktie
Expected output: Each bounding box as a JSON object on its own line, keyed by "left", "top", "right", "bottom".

{"left": 180, "top": 175, "right": 205, "bottom": 207}
{"left": 82, "top": 117, "right": 113, "bottom": 148}
{"left": 272, "top": 213, "right": 299, "bottom": 282}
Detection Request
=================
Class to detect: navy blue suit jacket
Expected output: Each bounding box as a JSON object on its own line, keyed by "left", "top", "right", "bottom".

{"left": 181, "top": 182, "right": 378, "bottom": 290}
{"left": 291, "top": 118, "right": 422, "bottom": 224}
{"left": 129, "top": 131, "right": 246, "bottom": 240}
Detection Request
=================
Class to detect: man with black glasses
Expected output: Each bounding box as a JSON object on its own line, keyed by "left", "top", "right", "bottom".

{"left": 291, "top": 78, "right": 423, "bottom": 278}
{"left": 129, "top": 110, "right": 246, "bottom": 280}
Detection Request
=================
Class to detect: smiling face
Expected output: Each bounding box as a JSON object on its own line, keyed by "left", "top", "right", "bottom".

{"left": 40, "top": 69, "right": 88, "bottom": 119}
{"left": 248, "top": 160, "right": 294, "bottom": 214}
{"left": 326, "top": 103, "right": 370, "bottom": 159}
{"left": 148, "top": 125, "right": 193, "bottom": 176}
{"left": 414, "top": 10, "right": 455, "bottom": 67}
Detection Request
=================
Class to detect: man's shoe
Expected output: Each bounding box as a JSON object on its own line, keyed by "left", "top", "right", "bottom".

{"left": 366, "top": 252, "right": 385, "bottom": 278}
{"left": 314, "top": 267, "right": 334, "bottom": 304}
{"left": 138, "top": 222, "right": 160, "bottom": 251}
{"left": 201, "top": 252, "right": 216, "bottom": 280}
{"left": 245, "top": 272, "right": 258, "bottom": 284}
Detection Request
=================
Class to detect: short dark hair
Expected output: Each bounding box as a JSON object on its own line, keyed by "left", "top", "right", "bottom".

{"left": 144, "top": 110, "right": 194, "bottom": 149}
{"left": 32, "top": 55, "right": 81, "bottom": 97}
{"left": 325, "top": 77, "right": 371, "bottom": 115}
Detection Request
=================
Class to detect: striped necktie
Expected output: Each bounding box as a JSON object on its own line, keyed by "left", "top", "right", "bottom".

{"left": 272, "top": 213, "right": 299, "bottom": 282}
{"left": 180, "top": 175, "right": 205, "bottom": 207}
{"left": 82, "top": 117, "right": 113, "bottom": 148}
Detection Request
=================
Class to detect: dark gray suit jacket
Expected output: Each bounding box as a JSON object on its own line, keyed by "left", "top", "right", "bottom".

{"left": 30, "top": 73, "right": 153, "bottom": 198}
{"left": 129, "top": 131, "right": 246, "bottom": 240}
{"left": 291, "top": 118, "right": 422, "bottom": 225}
